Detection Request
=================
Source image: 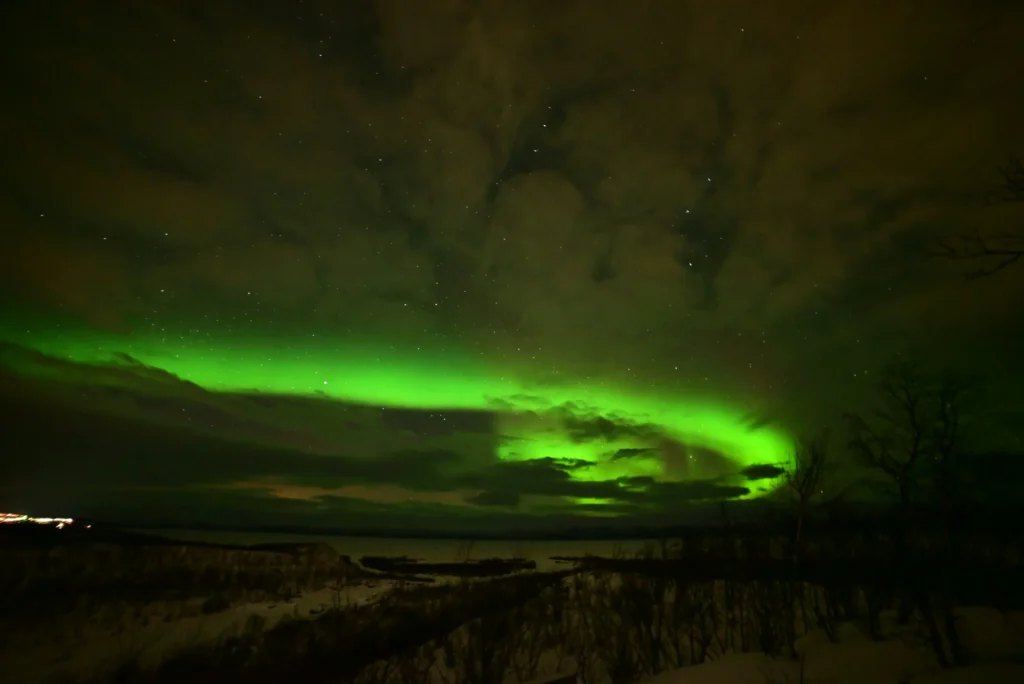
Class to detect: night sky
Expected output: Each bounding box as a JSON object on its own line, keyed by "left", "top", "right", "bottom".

{"left": 1, "top": 0, "right": 1023, "bottom": 535}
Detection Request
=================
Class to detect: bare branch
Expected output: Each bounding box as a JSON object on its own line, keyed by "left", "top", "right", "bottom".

{"left": 845, "top": 412, "right": 896, "bottom": 476}
{"left": 785, "top": 433, "right": 827, "bottom": 508}
{"left": 785, "top": 432, "right": 829, "bottom": 558}
{"left": 932, "top": 155, "right": 1024, "bottom": 278}
{"left": 931, "top": 374, "right": 972, "bottom": 502}
{"left": 845, "top": 362, "right": 959, "bottom": 508}
{"left": 932, "top": 225, "right": 1024, "bottom": 279}
{"left": 994, "top": 156, "right": 1024, "bottom": 203}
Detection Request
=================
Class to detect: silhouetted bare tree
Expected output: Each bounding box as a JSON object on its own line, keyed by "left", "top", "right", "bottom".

{"left": 784, "top": 433, "right": 828, "bottom": 558}
{"left": 844, "top": 362, "right": 968, "bottom": 512}
{"left": 930, "top": 374, "right": 971, "bottom": 507}
{"left": 934, "top": 155, "right": 1024, "bottom": 277}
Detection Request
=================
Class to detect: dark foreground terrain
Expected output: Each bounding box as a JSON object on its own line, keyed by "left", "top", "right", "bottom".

{"left": 1, "top": 510, "right": 1023, "bottom": 684}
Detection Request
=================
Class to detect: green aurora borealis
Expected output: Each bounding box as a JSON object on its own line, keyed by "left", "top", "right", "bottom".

{"left": 2, "top": 319, "right": 796, "bottom": 508}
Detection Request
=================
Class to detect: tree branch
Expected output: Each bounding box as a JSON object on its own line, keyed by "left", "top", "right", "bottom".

{"left": 994, "top": 156, "right": 1024, "bottom": 203}
{"left": 786, "top": 433, "right": 827, "bottom": 508}
{"left": 932, "top": 155, "right": 1024, "bottom": 278}
{"left": 932, "top": 225, "right": 1024, "bottom": 279}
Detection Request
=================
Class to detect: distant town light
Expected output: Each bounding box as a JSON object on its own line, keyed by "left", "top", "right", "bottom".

{"left": 0, "top": 512, "right": 74, "bottom": 526}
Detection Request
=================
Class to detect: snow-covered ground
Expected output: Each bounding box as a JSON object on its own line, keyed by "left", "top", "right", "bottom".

{"left": 0, "top": 579, "right": 397, "bottom": 683}
{"left": 348, "top": 572, "right": 1024, "bottom": 684}
{"left": 346, "top": 604, "right": 1024, "bottom": 684}
{"left": 646, "top": 607, "right": 1024, "bottom": 684}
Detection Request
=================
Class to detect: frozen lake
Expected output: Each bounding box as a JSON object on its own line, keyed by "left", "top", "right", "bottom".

{"left": 137, "top": 529, "right": 660, "bottom": 571}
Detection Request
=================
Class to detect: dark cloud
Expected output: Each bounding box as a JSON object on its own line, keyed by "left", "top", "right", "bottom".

{"left": 740, "top": 464, "right": 788, "bottom": 482}
{"left": 466, "top": 490, "right": 521, "bottom": 509}
{"left": 562, "top": 412, "right": 662, "bottom": 444}
{"left": 611, "top": 448, "right": 659, "bottom": 461}
{"left": 2, "top": 0, "right": 1019, "bottom": 358}
{"left": 0, "top": 392, "right": 459, "bottom": 494}
{"left": 646, "top": 481, "right": 752, "bottom": 505}
{"left": 459, "top": 460, "right": 751, "bottom": 507}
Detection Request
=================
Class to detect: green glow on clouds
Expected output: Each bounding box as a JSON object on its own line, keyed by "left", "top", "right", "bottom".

{"left": 3, "top": 321, "right": 796, "bottom": 506}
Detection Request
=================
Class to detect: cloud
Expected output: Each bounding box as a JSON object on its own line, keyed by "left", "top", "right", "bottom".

{"left": 562, "top": 413, "right": 662, "bottom": 444}
{"left": 0, "top": 394, "right": 457, "bottom": 494}
{"left": 0, "top": 344, "right": 760, "bottom": 527}
{"left": 466, "top": 490, "right": 521, "bottom": 509}
{"left": 3, "top": 0, "right": 1021, "bottom": 351}
{"left": 740, "top": 464, "right": 788, "bottom": 482}
{"left": 611, "top": 448, "right": 659, "bottom": 461}
{"left": 2, "top": 0, "right": 1024, "bottom": 529}
{"left": 457, "top": 459, "right": 751, "bottom": 508}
